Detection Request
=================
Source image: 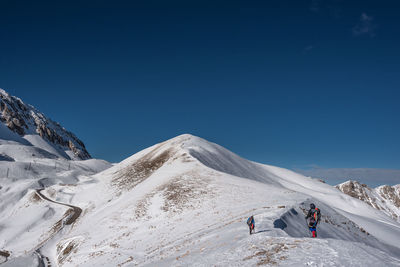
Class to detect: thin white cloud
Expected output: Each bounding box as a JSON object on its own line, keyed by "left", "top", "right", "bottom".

{"left": 304, "top": 45, "right": 314, "bottom": 51}
{"left": 353, "top": 13, "right": 377, "bottom": 37}
{"left": 303, "top": 45, "right": 315, "bottom": 54}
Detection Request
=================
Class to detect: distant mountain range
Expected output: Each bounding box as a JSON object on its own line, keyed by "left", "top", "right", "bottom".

{"left": 296, "top": 167, "right": 400, "bottom": 187}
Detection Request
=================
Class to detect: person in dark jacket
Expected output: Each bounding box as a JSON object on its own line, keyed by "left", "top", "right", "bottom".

{"left": 247, "top": 215, "right": 255, "bottom": 235}
{"left": 305, "top": 203, "right": 321, "bottom": 238}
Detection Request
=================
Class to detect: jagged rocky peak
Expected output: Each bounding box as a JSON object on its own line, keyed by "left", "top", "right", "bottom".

{"left": 336, "top": 180, "right": 368, "bottom": 197}
{"left": 0, "top": 88, "right": 90, "bottom": 160}
{"left": 336, "top": 180, "right": 400, "bottom": 221}
{"left": 376, "top": 184, "right": 400, "bottom": 208}
{"left": 336, "top": 180, "right": 376, "bottom": 206}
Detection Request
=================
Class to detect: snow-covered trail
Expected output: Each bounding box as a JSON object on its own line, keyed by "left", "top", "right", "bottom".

{"left": 0, "top": 188, "right": 82, "bottom": 267}
{"left": 32, "top": 188, "right": 82, "bottom": 267}
{"left": 0, "top": 155, "right": 110, "bottom": 266}
{"left": 0, "top": 188, "right": 83, "bottom": 267}
{"left": 35, "top": 189, "right": 82, "bottom": 226}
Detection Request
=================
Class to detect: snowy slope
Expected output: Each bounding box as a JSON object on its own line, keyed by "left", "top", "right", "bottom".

{"left": 0, "top": 158, "right": 112, "bottom": 261}
{"left": 4, "top": 134, "right": 397, "bottom": 266}
{"left": 0, "top": 88, "right": 90, "bottom": 160}
{"left": 336, "top": 180, "right": 400, "bottom": 222}
{"left": 0, "top": 89, "right": 114, "bottom": 265}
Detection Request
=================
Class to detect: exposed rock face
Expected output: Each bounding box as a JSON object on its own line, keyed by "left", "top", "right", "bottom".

{"left": 336, "top": 181, "right": 400, "bottom": 222}
{"left": 0, "top": 88, "right": 90, "bottom": 160}
{"left": 377, "top": 185, "right": 400, "bottom": 208}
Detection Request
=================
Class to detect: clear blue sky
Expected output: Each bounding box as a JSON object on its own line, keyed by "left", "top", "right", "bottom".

{"left": 1, "top": 0, "right": 399, "bottom": 171}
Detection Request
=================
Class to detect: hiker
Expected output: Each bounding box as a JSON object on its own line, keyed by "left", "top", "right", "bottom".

{"left": 305, "top": 203, "right": 321, "bottom": 238}
{"left": 247, "top": 215, "right": 255, "bottom": 235}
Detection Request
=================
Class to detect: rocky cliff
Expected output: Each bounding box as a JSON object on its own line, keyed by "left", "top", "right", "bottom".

{"left": 0, "top": 88, "right": 90, "bottom": 160}
{"left": 336, "top": 180, "right": 400, "bottom": 222}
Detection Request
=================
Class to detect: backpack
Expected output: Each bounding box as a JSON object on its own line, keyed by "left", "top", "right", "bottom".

{"left": 311, "top": 208, "right": 321, "bottom": 224}
{"left": 247, "top": 216, "right": 254, "bottom": 226}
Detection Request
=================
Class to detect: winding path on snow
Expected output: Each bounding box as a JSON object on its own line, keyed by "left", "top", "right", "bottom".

{"left": 0, "top": 189, "right": 82, "bottom": 266}
{"left": 35, "top": 189, "right": 82, "bottom": 225}
{"left": 33, "top": 188, "right": 82, "bottom": 267}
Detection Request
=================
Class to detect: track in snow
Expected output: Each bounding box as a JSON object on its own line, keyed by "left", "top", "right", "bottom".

{"left": 35, "top": 189, "right": 82, "bottom": 225}
{"left": 33, "top": 188, "right": 82, "bottom": 267}
{"left": 0, "top": 188, "right": 83, "bottom": 266}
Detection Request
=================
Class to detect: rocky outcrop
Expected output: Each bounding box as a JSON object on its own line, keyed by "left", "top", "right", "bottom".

{"left": 336, "top": 181, "right": 400, "bottom": 221}
{"left": 0, "top": 89, "right": 90, "bottom": 160}
{"left": 377, "top": 185, "right": 400, "bottom": 209}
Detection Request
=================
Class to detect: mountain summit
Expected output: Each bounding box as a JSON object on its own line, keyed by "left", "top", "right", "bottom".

{"left": 0, "top": 88, "right": 90, "bottom": 160}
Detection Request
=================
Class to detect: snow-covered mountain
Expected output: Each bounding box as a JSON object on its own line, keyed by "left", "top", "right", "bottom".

{"left": 336, "top": 180, "right": 400, "bottom": 222}
{"left": 2, "top": 134, "right": 400, "bottom": 266}
{"left": 0, "top": 88, "right": 90, "bottom": 160}
{"left": 0, "top": 89, "right": 113, "bottom": 265}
